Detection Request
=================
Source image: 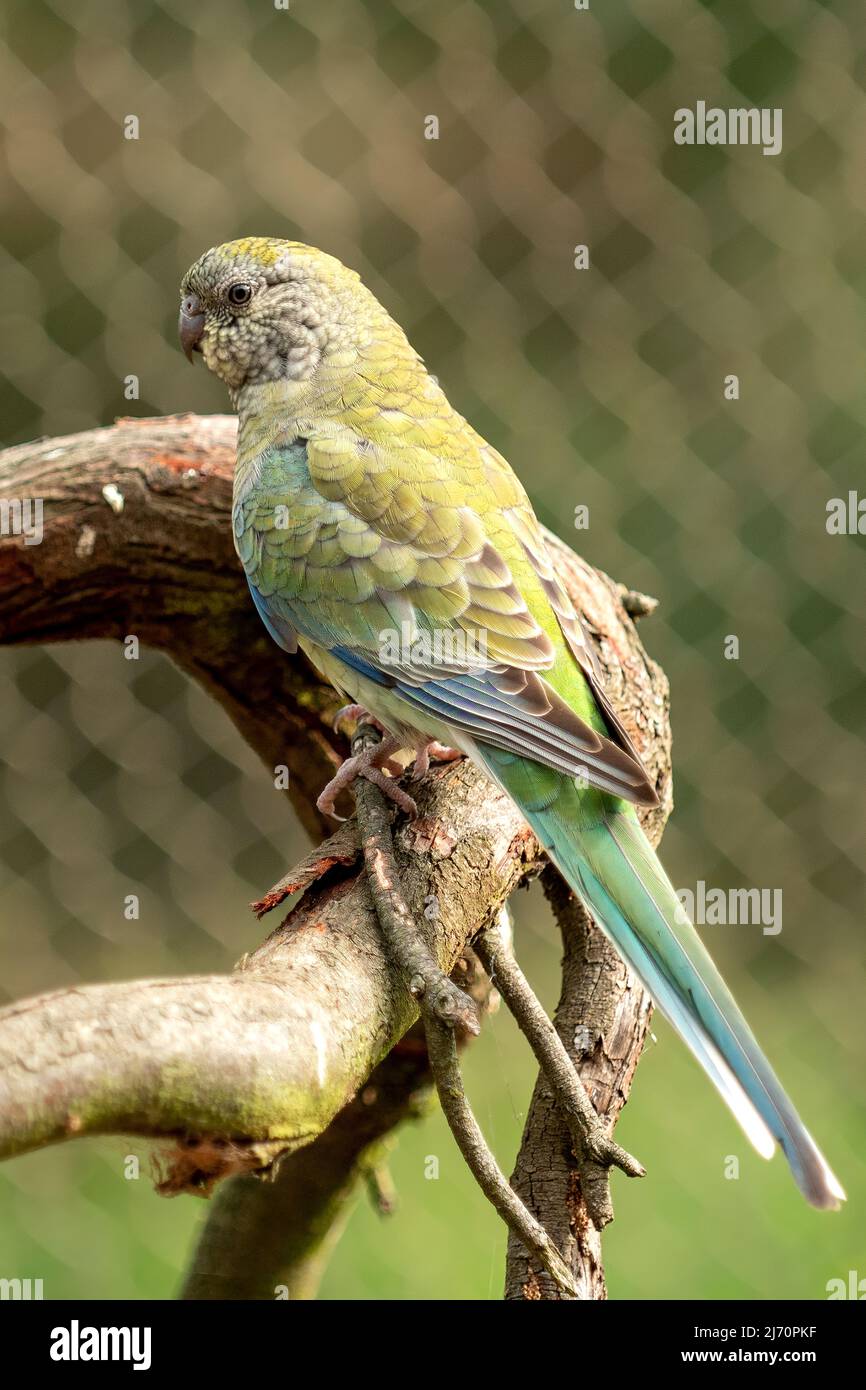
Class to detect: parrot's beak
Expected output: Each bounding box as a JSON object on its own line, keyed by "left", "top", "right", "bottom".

{"left": 179, "top": 294, "right": 206, "bottom": 362}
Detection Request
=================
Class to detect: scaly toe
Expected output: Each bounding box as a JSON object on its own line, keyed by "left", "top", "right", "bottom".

{"left": 359, "top": 765, "right": 418, "bottom": 818}
{"left": 427, "top": 741, "right": 462, "bottom": 762}
{"left": 411, "top": 740, "right": 463, "bottom": 778}
{"left": 333, "top": 703, "right": 386, "bottom": 737}
{"left": 317, "top": 734, "right": 412, "bottom": 819}
{"left": 316, "top": 752, "right": 363, "bottom": 819}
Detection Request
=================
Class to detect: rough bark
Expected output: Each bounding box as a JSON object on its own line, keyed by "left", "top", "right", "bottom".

{"left": 504, "top": 871, "right": 656, "bottom": 1300}
{"left": 0, "top": 413, "right": 338, "bottom": 840}
{"left": 0, "top": 414, "right": 672, "bottom": 1298}
{"left": 181, "top": 952, "right": 495, "bottom": 1301}
{"left": 0, "top": 757, "right": 544, "bottom": 1164}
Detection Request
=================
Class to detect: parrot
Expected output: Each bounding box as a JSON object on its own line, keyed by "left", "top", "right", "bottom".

{"left": 179, "top": 236, "right": 844, "bottom": 1210}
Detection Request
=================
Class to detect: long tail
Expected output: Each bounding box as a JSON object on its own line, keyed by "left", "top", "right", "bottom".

{"left": 473, "top": 743, "right": 845, "bottom": 1210}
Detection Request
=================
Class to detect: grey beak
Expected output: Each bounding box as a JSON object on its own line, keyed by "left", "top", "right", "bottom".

{"left": 179, "top": 293, "right": 205, "bottom": 362}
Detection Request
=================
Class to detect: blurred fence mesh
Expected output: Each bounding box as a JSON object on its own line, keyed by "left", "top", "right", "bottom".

{"left": 0, "top": 0, "right": 864, "bottom": 1300}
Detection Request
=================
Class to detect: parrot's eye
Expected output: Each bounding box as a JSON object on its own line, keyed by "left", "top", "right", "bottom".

{"left": 227, "top": 282, "right": 253, "bottom": 307}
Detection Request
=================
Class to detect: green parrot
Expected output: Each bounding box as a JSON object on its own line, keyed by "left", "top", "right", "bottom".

{"left": 179, "top": 236, "right": 844, "bottom": 1210}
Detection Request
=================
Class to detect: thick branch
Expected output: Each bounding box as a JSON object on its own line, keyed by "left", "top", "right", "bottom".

{"left": 179, "top": 1022, "right": 432, "bottom": 1299}
{"left": 0, "top": 758, "right": 539, "bottom": 1163}
{"left": 0, "top": 414, "right": 340, "bottom": 839}
{"left": 181, "top": 948, "right": 496, "bottom": 1299}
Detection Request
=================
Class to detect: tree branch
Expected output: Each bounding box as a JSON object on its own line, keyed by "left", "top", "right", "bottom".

{"left": 180, "top": 947, "right": 496, "bottom": 1300}
{"left": 0, "top": 758, "right": 539, "bottom": 1165}
{"left": 179, "top": 1020, "right": 432, "bottom": 1299}
{"left": 503, "top": 869, "right": 657, "bottom": 1300}
{"left": 0, "top": 413, "right": 340, "bottom": 840}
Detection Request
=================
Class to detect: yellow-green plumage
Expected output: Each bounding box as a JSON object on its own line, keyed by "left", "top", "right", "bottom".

{"left": 181, "top": 236, "right": 844, "bottom": 1210}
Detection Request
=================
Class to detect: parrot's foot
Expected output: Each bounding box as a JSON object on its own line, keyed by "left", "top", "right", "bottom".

{"left": 317, "top": 734, "right": 418, "bottom": 821}
{"left": 410, "top": 740, "right": 463, "bottom": 778}
{"left": 332, "top": 703, "right": 386, "bottom": 736}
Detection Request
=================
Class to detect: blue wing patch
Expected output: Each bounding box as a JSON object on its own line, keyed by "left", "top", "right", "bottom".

{"left": 331, "top": 645, "right": 394, "bottom": 689}
{"left": 246, "top": 579, "right": 298, "bottom": 654}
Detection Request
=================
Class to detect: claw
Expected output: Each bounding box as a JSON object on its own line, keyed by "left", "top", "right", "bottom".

{"left": 332, "top": 703, "right": 387, "bottom": 737}
{"left": 320, "top": 718, "right": 462, "bottom": 817}
{"left": 411, "top": 740, "right": 463, "bottom": 779}
{"left": 317, "top": 733, "right": 416, "bottom": 820}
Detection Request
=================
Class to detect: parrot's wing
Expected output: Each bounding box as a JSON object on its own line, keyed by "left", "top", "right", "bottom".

{"left": 236, "top": 435, "right": 657, "bottom": 806}
{"left": 504, "top": 504, "right": 651, "bottom": 778}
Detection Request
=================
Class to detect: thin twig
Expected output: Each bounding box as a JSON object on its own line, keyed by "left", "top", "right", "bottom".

{"left": 352, "top": 728, "right": 480, "bottom": 1035}
{"left": 425, "top": 1016, "right": 578, "bottom": 1298}
{"left": 350, "top": 724, "right": 578, "bottom": 1298}
{"left": 363, "top": 1160, "right": 399, "bottom": 1217}
{"left": 504, "top": 868, "right": 655, "bottom": 1300}
{"left": 475, "top": 909, "right": 644, "bottom": 1230}
{"left": 619, "top": 587, "right": 659, "bottom": 619}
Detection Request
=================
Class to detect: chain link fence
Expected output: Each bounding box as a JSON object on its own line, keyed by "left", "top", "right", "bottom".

{"left": 0, "top": 0, "right": 864, "bottom": 1299}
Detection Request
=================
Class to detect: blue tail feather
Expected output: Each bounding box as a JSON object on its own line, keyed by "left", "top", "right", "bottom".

{"left": 473, "top": 743, "right": 845, "bottom": 1210}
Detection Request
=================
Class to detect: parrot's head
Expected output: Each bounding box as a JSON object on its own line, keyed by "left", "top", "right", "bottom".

{"left": 179, "top": 237, "right": 387, "bottom": 396}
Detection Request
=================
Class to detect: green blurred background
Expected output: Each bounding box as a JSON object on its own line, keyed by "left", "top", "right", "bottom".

{"left": 1, "top": 0, "right": 864, "bottom": 1299}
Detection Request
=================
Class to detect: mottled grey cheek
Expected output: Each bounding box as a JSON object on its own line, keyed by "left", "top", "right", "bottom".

{"left": 200, "top": 336, "right": 222, "bottom": 375}
{"left": 198, "top": 328, "right": 249, "bottom": 391}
